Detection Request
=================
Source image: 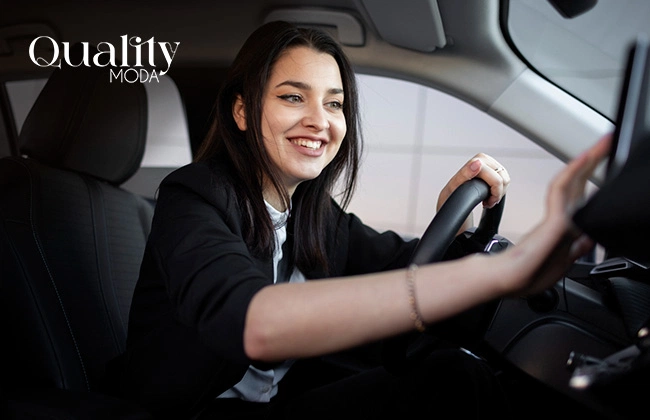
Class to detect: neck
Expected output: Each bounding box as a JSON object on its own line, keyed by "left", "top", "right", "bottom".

{"left": 263, "top": 185, "right": 296, "bottom": 213}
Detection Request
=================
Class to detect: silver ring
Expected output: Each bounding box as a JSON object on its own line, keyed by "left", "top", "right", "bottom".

{"left": 494, "top": 166, "right": 505, "bottom": 173}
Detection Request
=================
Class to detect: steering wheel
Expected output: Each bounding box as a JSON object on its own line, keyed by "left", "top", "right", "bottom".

{"left": 410, "top": 178, "right": 506, "bottom": 265}
{"left": 382, "top": 178, "right": 507, "bottom": 372}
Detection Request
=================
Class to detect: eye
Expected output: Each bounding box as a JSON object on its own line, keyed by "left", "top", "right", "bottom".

{"left": 278, "top": 94, "right": 303, "bottom": 104}
{"left": 327, "top": 101, "right": 343, "bottom": 110}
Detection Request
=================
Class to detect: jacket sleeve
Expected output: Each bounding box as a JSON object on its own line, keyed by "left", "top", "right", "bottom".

{"left": 130, "top": 162, "right": 271, "bottom": 365}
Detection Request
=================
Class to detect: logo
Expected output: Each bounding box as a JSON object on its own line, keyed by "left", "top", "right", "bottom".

{"left": 29, "top": 35, "right": 180, "bottom": 83}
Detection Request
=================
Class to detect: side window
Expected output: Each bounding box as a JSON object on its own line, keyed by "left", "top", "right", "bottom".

{"left": 121, "top": 77, "right": 193, "bottom": 199}
{"left": 349, "top": 74, "right": 578, "bottom": 245}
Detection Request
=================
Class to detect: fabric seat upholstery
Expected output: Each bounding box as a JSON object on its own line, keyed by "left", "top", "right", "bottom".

{"left": 0, "top": 48, "right": 155, "bottom": 418}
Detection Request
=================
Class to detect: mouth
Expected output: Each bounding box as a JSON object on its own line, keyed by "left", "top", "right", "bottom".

{"left": 290, "top": 138, "right": 323, "bottom": 150}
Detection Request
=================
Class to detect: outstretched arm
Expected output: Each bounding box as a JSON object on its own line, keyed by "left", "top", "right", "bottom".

{"left": 244, "top": 135, "right": 611, "bottom": 362}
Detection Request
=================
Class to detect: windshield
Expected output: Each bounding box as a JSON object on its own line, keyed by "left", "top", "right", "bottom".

{"left": 507, "top": 0, "right": 650, "bottom": 120}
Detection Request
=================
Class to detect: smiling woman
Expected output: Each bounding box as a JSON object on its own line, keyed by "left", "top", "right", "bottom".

{"left": 100, "top": 20, "right": 513, "bottom": 419}
{"left": 2, "top": 2, "right": 640, "bottom": 420}
{"left": 94, "top": 19, "right": 613, "bottom": 420}
{"left": 231, "top": 46, "right": 347, "bottom": 205}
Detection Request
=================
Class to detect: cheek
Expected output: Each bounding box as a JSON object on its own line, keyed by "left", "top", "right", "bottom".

{"left": 333, "top": 117, "right": 347, "bottom": 144}
{"left": 261, "top": 112, "right": 286, "bottom": 141}
{"left": 329, "top": 123, "right": 346, "bottom": 159}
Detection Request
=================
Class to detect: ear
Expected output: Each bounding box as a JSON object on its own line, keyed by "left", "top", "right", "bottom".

{"left": 232, "top": 95, "right": 247, "bottom": 131}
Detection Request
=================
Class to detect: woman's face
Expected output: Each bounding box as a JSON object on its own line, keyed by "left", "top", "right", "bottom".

{"left": 235, "top": 46, "right": 346, "bottom": 197}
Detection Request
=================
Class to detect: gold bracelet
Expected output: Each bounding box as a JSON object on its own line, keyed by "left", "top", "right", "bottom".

{"left": 406, "top": 264, "right": 426, "bottom": 332}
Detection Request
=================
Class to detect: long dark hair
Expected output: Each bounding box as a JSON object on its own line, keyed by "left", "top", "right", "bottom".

{"left": 195, "top": 21, "right": 362, "bottom": 274}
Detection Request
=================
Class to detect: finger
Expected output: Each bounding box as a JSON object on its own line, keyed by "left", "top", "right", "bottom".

{"left": 475, "top": 152, "right": 500, "bottom": 170}
{"left": 459, "top": 155, "right": 511, "bottom": 208}
{"left": 467, "top": 157, "right": 482, "bottom": 180}
{"left": 436, "top": 158, "right": 483, "bottom": 211}
{"left": 477, "top": 154, "right": 511, "bottom": 196}
{"left": 478, "top": 154, "right": 509, "bottom": 178}
{"left": 494, "top": 164, "right": 510, "bottom": 184}
{"left": 547, "top": 134, "right": 612, "bottom": 213}
{"left": 465, "top": 153, "right": 507, "bottom": 180}
{"left": 475, "top": 162, "right": 508, "bottom": 208}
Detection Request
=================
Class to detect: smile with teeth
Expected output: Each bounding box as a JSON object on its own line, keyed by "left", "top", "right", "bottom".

{"left": 291, "top": 138, "right": 322, "bottom": 150}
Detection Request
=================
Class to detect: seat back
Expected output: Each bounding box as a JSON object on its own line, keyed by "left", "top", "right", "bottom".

{"left": 0, "top": 54, "right": 153, "bottom": 393}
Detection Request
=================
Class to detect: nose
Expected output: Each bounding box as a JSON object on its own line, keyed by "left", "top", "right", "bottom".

{"left": 302, "top": 103, "right": 329, "bottom": 131}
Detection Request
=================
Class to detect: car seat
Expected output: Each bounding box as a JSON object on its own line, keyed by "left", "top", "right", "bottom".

{"left": 0, "top": 48, "right": 155, "bottom": 419}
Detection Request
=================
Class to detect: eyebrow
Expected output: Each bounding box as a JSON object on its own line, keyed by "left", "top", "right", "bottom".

{"left": 275, "top": 80, "right": 343, "bottom": 95}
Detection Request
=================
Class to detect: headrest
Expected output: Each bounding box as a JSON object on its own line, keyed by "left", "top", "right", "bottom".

{"left": 18, "top": 44, "right": 147, "bottom": 185}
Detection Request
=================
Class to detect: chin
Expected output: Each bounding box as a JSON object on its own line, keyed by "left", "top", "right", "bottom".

{"left": 292, "top": 170, "right": 325, "bottom": 185}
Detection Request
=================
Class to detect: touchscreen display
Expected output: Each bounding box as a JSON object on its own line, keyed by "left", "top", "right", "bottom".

{"left": 572, "top": 34, "right": 650, "bottom": 265}
{"left": 606, "top": 34, "right": 650, "bottom": 181}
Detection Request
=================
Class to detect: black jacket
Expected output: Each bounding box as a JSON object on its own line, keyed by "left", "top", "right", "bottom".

{"left": 107, "top": 160, "right": 417, "bottom": 417}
